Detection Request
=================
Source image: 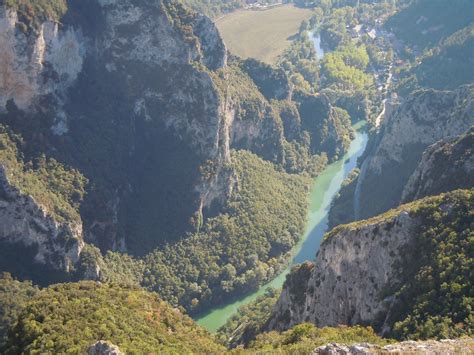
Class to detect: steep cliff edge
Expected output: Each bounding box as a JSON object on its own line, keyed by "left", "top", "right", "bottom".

{"left": 267, "top": 189, "right": 473, "bottom": 339}
{"left": 0, "top": 128, "right": 85, "bottom": 276}
{"left": 0, "top": 0, "right": 351, "bottom": 256}
{"left": 355, "top": 85, "right": 474, "bottom": 220}
{"left": 0, "top": 0, "right": 234, "bottom": 254}
{"left": 402, "top": 127, "right": 474, "bottom": 203}
{"left": 0, "top": 0, "right": 371, "bottom": 313}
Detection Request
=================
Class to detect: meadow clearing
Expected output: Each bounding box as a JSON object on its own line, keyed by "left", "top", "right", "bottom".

{"left": 215, "top": 5, "right": 313, "bottom": 64}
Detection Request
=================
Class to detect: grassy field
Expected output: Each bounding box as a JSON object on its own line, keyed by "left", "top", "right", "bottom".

{"left": 215, "top": 5, "right": 313, "bottom": 64}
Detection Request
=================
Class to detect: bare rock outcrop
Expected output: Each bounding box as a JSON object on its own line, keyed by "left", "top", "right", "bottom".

{"left": 312, "top": 338, "right": 474, "bottom": 354}
{"left": 88, "top": 341, "right": 123, "bottom": 355}
{"left": 355, "top": 85, "right": 474, "bottom": 220}
{"left": 402, "top": 127, "right": 474, "bottom": 203}
{"left": 0, "top": 165, "right": 84, "bottom": 272}
{"left": 267, "top": 208, "right": 417, "bottom": 332}
{"left": 266, "top": 190, "right": 472, "bottom": 335}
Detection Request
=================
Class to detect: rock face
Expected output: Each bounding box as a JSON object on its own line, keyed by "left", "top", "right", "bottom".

{"left": 88, "top": 341, "right": 123, "bottom": 355}
{"left": 267, "top": 189, "right": 472, "bottom": 334}
{"left": 312, "top": 338, "right": 474, "bottom": 355}
{"left": 355, "top": 85, "right": 474, "bottom": 220}
{"left": 0, "top": 0, "right": 357, "bottom": 261}
{"left": 402, "top": 127, "right": 474, "bottom": 203}
{"left": 267, "top": 208, "right": 418, "bottom": 332}
{"left": 0, "top": 0, "right": 269, "bottom": 254}
{"left": 0, "top": 6, "right": 83, "bottom": 114}
{"left": 0, "top": 166, "right": 83, "bottom": 272}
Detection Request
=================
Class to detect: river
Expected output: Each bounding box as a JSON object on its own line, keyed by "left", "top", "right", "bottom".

{"left": 196, "top": 121, "right": 368, "bottom": 332}
{"left": 308, "top": 30, "right": 326, "bottom": 60}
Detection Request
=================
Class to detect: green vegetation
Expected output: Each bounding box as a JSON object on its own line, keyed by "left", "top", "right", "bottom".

{"left": 2, "top": 281, "right": 225, "bottom": 353}
{"left": 313, "top": 1, "right": 394, "bottom": 124}
{"left": 328, "top": 168, "right": 358, "bottom": 228}
{"left": 385, "top": 0, "right": 474, "bottom": 50}
{"left": 245, "top": 323, "right": 389, "bottom": 353}
{"left": 296, "top": 93, "right": 353, "bottom": 160}
{"left": 100, "top": 251, "right": 146, "bottom": 287}
{"left": 279, "top": 32, "right": 319, "bottom": 93}
{"left": 0, "top": 273, "right": 39, "bottom": 349}
{"left": 282, "top": 137, "right": 329, "bottom": 176}
{"left": 0, "top": 126, "right": 87, "bottom": 223}
{"left": 211, "top": 64, "right": 269, "bottom": 122}
{"left": 5, "top": 0, "right": 67, "bottom": 32}
{"left": 321, "top": 43, "right": 372, "bottom": 91}
{"left": 320, "top": 6, "right": 356, "bottom": 49}
{"left": 326, "top": 189, "right": 474, "bottom": 340}
{"left": 389, "top": 189, "right": 474, "bottom": 340}
{"left": 0, "top": 277, "right": 401, "bottom": 354}
{"left": 181, "top": 0, "right": 247, "bottom": 18}
{"left": 217, "top": 287, "right": 280, "bottom": 348}
{"left": 215, "top": 5, "right": 313, "bottom": 64}
{"left": 131, "top": 150, "right": 311, "bottom": 313}
{"left": 396, "top": 25, "right": 474, "bottom": 93}
{"left": 240, "top": 58, "right": 290, "bottom": 100}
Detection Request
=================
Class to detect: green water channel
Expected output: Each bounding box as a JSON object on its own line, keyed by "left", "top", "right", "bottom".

{"left": 195, "top": 121, "right": 368, "bottom": 332}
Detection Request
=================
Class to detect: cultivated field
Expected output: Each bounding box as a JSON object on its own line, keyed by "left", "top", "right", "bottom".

{"left": 215, "top": 5, "right": 313, "bottom": 64}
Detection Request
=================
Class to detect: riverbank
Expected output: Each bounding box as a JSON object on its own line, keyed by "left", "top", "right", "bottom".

{"left": 196, "top": 121, "right": 368, "bottom": 332}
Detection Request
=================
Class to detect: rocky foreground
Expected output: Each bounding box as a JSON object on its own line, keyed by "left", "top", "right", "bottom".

{"left": 312, "top": 338, "right": 474, "bottom": 355}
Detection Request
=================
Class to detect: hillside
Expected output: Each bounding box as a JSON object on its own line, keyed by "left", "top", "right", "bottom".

{"left": 0, "top": 0, "right": 358, "bottom": 316}
{"left": 402, "top": 127, "right": 474, "bottom": 203}
{"left": 355, "top": 85, "right": 474, "bottom": 220}
{"left": 384, "top": 0, "right": 473, "bottom": 50}
{"left": 1, "top": 280, "right": 225, "bottom": 353}
{"left": 0, "top": 0, "right": 472, "bottom": 352}
{"left": 268, "top": 189, "right": 473, "bottom": 340}
{"left": 395, "top": 25, "right": 474, "bottom": 95}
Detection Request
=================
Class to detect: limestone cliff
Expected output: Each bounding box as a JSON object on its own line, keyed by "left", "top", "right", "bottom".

{"left": 267, "top": 210, "right": 417, "bottom": 332}
{"left": 355, "top": 85, "right": 474, "bottom": 220}
{"left": 0, "top": 125, "right": 88, "bottom": 276}
{"left": 0, "top": 0, "right": 359, "bottom": 283}
{"left": 312, "top": 338, "right": 474, "bottom": 355}
{"left": 0, "top": 0, "right": 283, "bottom": 255}
{"left": 0, "top": 0, "right": 235, "bottom": 254}
{"left": 267, "top": 190, "right": 473, "bottom": 337}
{"left": 0, "top": 165, "right": 83, "bottom": 273}
{"left": 0, "top": 5, "right": 83, "bottom": 115}
{"left": 402, "top": 127, "right": 474, "bottom": 203}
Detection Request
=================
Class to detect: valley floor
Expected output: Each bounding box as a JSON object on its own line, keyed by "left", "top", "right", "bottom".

{"left": 215, "top": 5, "right": 313, "bottom": 64}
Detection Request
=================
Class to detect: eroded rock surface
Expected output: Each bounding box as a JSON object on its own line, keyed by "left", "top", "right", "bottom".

{"left": 355, "top": 85, "right": 474, "bottom": 219}
{"left": 88, "top": 341, "right": 123, "bottom": 355}
{"left": 312, "top": 338, "right": 474, "bottom": 355}
{"left": 267, "top": 208, "right": 417, "bottom": 332}
{"left": 0, "top": 166, "right": 83, "bottom": 272}
{"left": 402, "top": 127, "right": 474, "bottom": 203}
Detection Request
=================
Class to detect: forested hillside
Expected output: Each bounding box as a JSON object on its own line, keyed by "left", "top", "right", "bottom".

{"left": 1, "top": 280, "right": 225, "bottom": 353}
{"left": 0, "top": 0, "right": 358, "bottom": 316}
{"left": 268, "top": 190, "right": 473, "bottom": 340}
{"left": 0, "top": 0, "right": 472, "bottom": 353}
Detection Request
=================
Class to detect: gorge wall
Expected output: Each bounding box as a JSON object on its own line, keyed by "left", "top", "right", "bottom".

{"left": 267, "top": 189, "right": 473, "bottom": 337}
{"left": 355, "top": 85, "right": 474, "bottom": 220}
{"left": 0, "top": 0, "right": 353, "bottom": 292}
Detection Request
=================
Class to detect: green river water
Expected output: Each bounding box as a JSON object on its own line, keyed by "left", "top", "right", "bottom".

{"left": 196, "top": 121, "right": 369, "bottom": 332}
